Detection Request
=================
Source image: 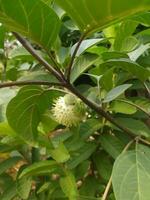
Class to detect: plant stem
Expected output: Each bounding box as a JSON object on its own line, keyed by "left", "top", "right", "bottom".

{"left": 102, "top": 139, "right": 135, "bottom": 200}
{"left": 66, "top": 33, "right": 86, "bottom": 81}
{"left": 0, "top": 80, "right": 62, "bottom": 88}
{"left": 13, "top": 32, "right": 137, "bottom": 138}
{"left": 13, "top": 32, "right": 66, "bottom": 83}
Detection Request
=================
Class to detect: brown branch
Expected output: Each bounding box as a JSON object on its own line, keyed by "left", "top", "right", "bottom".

{"left": 12, "top": 32, "right": 138, "bottom": 139}
{"left": 13, "top": 32, "right": 66, "bottom": 83}
{"left": 66, "top": 33, "right": 86, "bottom": 81}
{"left": 0, "top": 80, "right": 62, "bottom": 88}
{"left": 65, "top": 83, "right": 136, "bottom": 138}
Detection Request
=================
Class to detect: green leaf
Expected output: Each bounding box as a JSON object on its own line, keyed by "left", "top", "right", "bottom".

{"left": 0, "top": 0, "right": 60, "bottom": 50}
{"left": 71, "top": 39, "right": 104, "bottom": 56}
{"left": 6, "top": 86, "right": 59, "bottom": 142}
{"left": 60, "top": 172, "right": 78, "bottom": 200}
{"left": 70, "top": 54, "right": 98, "bottom": 83}
{"left": 18, "top": 70, "right": 58, "bottom": 83}
{"left": 19, "top": 160, "right": 58, "bottom": 178}
{"left": 1, "top": 184, "right": 17, "bottom": 200}
{"left": 17, "top": 176, "right": 32, "bottom": 200}
{"left": 0, "top": 24, "right": 5, "bottom": 49}
{"left": 0, "top": 122, "right": 16, "bottom": 136}
{"left": 113, "top": 20, "right": 138, "bottom": 52}
{"left": 132, "top": 11, "right": 150, "bottom": 26}
{"left": 103, "top": 84, "right": 132, "bottom": 103}
{"left": 67, "top": 143, "right": 97, "bottom": 169}
{"left": 50, "top": 143, "right": 70, "bottom": 163}
{"left": 56, "top": 0, "right": 150, "bottom": 34}
{"left": 100, "top": 58, "right": 150, "bottom": 81}
{"left": 93, "top": 151, "right": 112, "bottom": 181}
{"left": 0, "top": 157, "right": 22, "bottom": 175}
{"left": 110, "top": 100, "right": 137, "bottom": 114}
{"left": 116, "top": 118, "right": 150, "bottom": 137}
{"left": 99, "top": 134, "right": 125, "bottom": 159}
{"left": 79, "top": 119, "right": 103, "bottom": 140}
{"left": 112, "top": 144, "right": 150, "bottom": 200}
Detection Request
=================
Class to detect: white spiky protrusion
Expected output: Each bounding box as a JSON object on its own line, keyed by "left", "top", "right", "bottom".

{"left": 51, "top": 94, "right": 86, "bottom": 127}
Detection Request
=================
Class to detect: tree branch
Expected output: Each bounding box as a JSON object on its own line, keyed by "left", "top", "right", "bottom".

{"left": 13, "top": 32, "right": 66, "bottom": 83}
{"left": 66, "top": 33, "right": 86, "bottom": 81}
{"left": 66, "top": 83, "right": 136, "bottom": 138}
{"left": 12, "top": 32, "right": 138, "bottom": 139}
{"left": 0, "top": 80, "right": 62, "bottom": 88}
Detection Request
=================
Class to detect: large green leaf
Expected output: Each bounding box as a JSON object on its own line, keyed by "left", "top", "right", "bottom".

{"left": 56, "top": 0, "right": 150, "bottom": 34}
{"left": 0, "top": 0, "right": 60, "bottom": 50}
{"left": 112, "top": 144, "right": 150, "bottom": 200}
{"left": 6, "top": 86, "right": 60, "bottom": 142}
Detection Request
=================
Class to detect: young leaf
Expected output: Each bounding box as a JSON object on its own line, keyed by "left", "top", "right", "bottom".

{"left": 71, "top": 39, "right": 104, "bottom": 56}
{"left": 103, "top": 84, "right": 132, "bottom": 103}
{"left": 50, "top": 143, "right": 70, "bottom": 163}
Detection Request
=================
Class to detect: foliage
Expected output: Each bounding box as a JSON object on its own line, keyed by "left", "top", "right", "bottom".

{"left": 0, "top": 0, "right": 150, "bottom": 199}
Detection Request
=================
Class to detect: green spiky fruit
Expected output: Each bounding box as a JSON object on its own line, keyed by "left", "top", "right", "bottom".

{"left": 51, "top": 93, "right": 86, "bottom": 127}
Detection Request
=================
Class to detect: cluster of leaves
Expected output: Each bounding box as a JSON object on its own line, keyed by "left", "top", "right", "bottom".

{"left": 0, "top": 0, "right": 150, "bottom": 200}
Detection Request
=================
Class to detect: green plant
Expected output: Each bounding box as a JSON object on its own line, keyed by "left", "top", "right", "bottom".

{"left": 0, "top": 0, "right": 150, "bottom": 199}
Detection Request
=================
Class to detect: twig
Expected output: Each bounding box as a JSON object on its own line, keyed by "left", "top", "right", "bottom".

{"left": 139, "top": 138, "right": 150, "bottom": 146}
{"left": 66, "top": 83, "right": 136, "bottom": 138}
{"left": 102, "top": 139, "right": 135, "bottom": 200}
{"left": 0, "top": 80, "right": 62, "bottom": 88}
{"left": 13, "top": 32, "right": 66, "bottom": 83}
{"left": 12, "top": 32, "right": 138, "bottom": 139}
{"left": 67, "top": 33, "right": 86, "bottom": 81}
{"left": 47, "top": 51, "right": 64, "bottom": 78}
